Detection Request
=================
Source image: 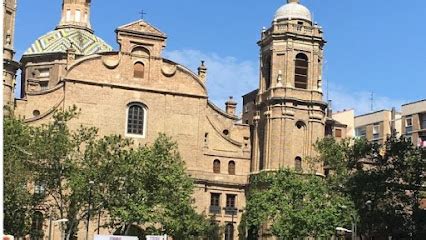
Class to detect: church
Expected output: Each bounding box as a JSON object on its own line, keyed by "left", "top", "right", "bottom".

{"left": 3, "top": 0, "right": 336, "bottom": 239}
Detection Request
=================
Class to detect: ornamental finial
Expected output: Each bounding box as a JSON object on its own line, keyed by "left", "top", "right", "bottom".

{"left": 288, "top": 0, "right": 300, "bottom": 3}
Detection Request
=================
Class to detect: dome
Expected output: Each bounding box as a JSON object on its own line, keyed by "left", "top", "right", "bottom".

{"left": 274, "top": 1, "right": 312, "bottom": 22}
{"left": 24, "top": 28, "right": 112, "bottom": 56}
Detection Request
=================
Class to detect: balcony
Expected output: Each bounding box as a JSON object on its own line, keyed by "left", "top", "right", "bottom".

{"left": 224, "top": 207, "right": 238, "bottom": 216}
{"left": 209, "top": 205, "right": 221, "bottom": 214}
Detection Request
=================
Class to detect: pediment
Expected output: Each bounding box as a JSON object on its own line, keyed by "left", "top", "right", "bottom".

{"left": 117, "top": 20, "right": 166, "bottom": 38}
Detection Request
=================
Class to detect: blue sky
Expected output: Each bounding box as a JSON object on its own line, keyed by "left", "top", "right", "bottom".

{"left": 14, "top": 0, "right": 426, "bottom": 115}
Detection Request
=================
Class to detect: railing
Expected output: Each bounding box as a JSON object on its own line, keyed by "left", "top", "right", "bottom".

{"left": 209, "top": 205, "right": 221, "bottom": 214}
{"left": 224, "top": 207, "right": 238, "bottom": 215}
{"left": 262, "top": 23, "right": 321, "bottom": 39}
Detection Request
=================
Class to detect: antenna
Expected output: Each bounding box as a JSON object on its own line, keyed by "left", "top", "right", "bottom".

{"left": 370, "top": 91, "right": 374, "bottom": 111}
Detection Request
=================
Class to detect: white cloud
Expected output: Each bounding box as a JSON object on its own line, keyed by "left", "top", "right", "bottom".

{"left": 164, "top": 49, "right": 258, "bottom": 114}
{"left": 327, "top": 84, "right": 406, "bottom": 115}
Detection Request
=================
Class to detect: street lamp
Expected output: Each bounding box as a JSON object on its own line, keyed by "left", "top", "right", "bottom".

{"left": 85, "top": 180, "right": 95, "bottom": 240}
{"left": 336, "top": 227, "right": 352, "bottom": 240}
{"left": 365, "top": 200, "right": 373, "bottom": 240}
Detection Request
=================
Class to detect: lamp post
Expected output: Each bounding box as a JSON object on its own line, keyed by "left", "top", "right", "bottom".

{"left": 85, "top": 180, "right": 95, "bottom": 240}
{"left": 365, "top": 200, "right": 373, "bottom": 240}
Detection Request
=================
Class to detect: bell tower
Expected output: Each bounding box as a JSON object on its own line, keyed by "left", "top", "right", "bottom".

{"left": 251, "top": 0, "right": 327, "bottom": 173}
{"left": 57, "top": 0, "right": 92, "bottom": 32}
{"left": 3, "top": 0, "right": 19, "bottom": 112}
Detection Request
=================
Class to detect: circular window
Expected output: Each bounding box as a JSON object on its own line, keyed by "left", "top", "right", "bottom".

{"left": 223, "top": 129, "right": 229, "bottom": 136}
{"left": 33, "top": 110, "right": 41, "bottom": 117}
{"left": 296, "top": 121, "right": 305, "bottom": 129}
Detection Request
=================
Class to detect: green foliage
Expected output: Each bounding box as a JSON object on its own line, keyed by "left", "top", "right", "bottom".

{"left": 3, "top": 116, "right": 35, "bottom": 237}
{"left": 4, "top": 107, "right": 211, "bottom": 239}
{"left": 314, "top": 136, "right": 426, "bottom": 238}
{"left": 243, "top": 169, "right": 353, "bottom": 239}
{"left": 100, "top": 134, "right": 210, "bottom": 239}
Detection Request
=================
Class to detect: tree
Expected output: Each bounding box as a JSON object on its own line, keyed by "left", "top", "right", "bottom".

{"left": 3, "top": 116, "right": 35, "bottom": 237}
{"left": 315, "top": 136, "right": 426, "bottom": 239}
{"left": 243, "top": 169, "right": 354, "bottom": 239}
{"left": 99, "top": 134, "right": 211, "bottom": 239}
{"left": 4, "top": 106, "right": 211, "bottom": 239}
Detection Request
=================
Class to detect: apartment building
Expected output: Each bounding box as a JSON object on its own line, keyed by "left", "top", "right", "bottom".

{"left": 354, "top": 109, "right": 401, "bottom": 144}
{"left": 401, "top": 99, "right": 426, "bottom": 148}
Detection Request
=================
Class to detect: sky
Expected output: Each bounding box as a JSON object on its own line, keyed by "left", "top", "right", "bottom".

{"left": 13, "top": 0, "right": 426, "bottom": 115}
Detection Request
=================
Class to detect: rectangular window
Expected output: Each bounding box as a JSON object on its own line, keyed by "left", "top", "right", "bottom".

{"left": 335, "top": 129, "right": 342, "bottom": 138}
{"left": 75, "top": 10, "right": 81, "bottom": 22}
{"left": 225, "top": 194, "right": 237, "bottom": 215}
{"left": 406, "top": 116, "right": 413, "bottom": 133}
{"left": 66, "top": 10, "right": 71, "bottom": 21}
{"left": 38, "top": 68, "right": 50, "bottom": 79}
{"left": 39, "top": 81, "right": 48, "bottom": 91}
{"left": 210, "top": 193, "right": 221, "bottom": 214}
{"left": 421, "top": 114, "right": 426, "bottom": 130}
{"left": 356, "top": 127, "right": 366, "bottom": 138}
{"left": 373, "top": 124, "right": 380, "bottom": 139}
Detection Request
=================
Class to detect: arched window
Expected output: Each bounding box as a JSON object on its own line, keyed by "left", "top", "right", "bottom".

{"left": 134, "top": 62, "right": 145, "bottom": 79}
{"left": 31, "top": 211, "right": 44, "bottom": 240}
{"left": 263, "top": 56, "right": 271, "bottom": 90}
{"left": 228, "top": 161, "right": 236, "bottom": 175}
{"left": 295, "top": 156, "right": 302, "bottom": 172}
{"left": 295, "top": 53, "right": 308, "bottom": 89}
{"left": 213, "top": 160, "right": 221, "bottom": 173}
{"left": 127, "top": 104, "right": 146, "bottom": 136}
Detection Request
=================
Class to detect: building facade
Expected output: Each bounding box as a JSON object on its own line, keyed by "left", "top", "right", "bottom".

{"left": 7, "top": 0, "right": 331, "bottom": 239}
{"left": 401, "top": 99, "right": 426, "bottom": 147}
{"left": 354, "top": 109, "right": 401, "bottom": 144}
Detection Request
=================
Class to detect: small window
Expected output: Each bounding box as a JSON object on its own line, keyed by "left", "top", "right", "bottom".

{"left": 66, "top": 9, "right": 71, "bottom": 21}
{"left": 204, "top": 133, "right": 209, "bottom": 147}
{"left": 295, "top": 53, "right": 308, "bottom": 89}
{"left": 295, "top": 157, "right": 302, "bottom": 172}
{"left": 127, "top": 104, "right": 146, "bottom": 136}
{"left": 38, "top": 69, "right": 50, "bottom": 78}
{"left": 405, "top": 116, "right": 413, "bottom": 133}
{"left": 356, "top": 127, "right": 366, "bottom": 137}
{"left": 33, "top": 110, "right": 41, "bottom": 117}
{"left": 213, "top": 160, "right": 221, "bottom": 173}
{"left": 296, "top": 121, "right": 306, "bottom": 129}
{"left": 210, "top": 193, "right": 221, "bottom": 214}
{"left": 134, "top": 62, "right": 145, "bottom": 79}
{"left": 228, "top": 161, "right": 236, "bottom": 175}
{"left": 75, "top": 10, "right": 81, "bottom": 22}
{"left": 264, "top": 57, "right": 271, "bottom": 90}
{"left": 225, "top": 194, "right": 237, "bottom": 214}
{"left": 406, "top": 117, "right": 413, "bottom": 127}
{"left": 40, "top": 81, "right": 48, "bottom": 91}
{"left": 335, "top": 129, "right": 342, "bottom": 138}
{"left": 373, "top": 124, "right": 380, "bottom": 139}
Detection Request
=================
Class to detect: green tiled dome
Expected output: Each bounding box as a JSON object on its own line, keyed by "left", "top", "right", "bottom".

{"left": 24, "top": 28, "right": 112, "bottom": 56}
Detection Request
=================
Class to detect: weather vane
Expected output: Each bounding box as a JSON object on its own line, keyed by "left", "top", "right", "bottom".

{"left": 139, "top": 10, "right": 147, "bottom": 20}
